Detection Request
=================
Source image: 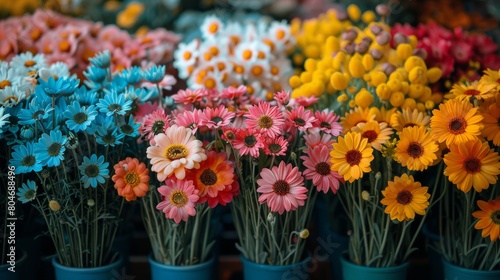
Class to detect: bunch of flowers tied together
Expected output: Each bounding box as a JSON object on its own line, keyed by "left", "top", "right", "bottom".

{"left": 136, "top": 82, "right": 344, "bottom": 265}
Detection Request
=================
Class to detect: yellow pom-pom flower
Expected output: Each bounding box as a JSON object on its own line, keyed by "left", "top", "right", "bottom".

{"left": 390, "top": 91, "right": 405, "bottom": 107}
{"left": 289, "top": 75, "right": 302, "bottom": 88}
{"left": 347, "top": 4, "right": 362, "bottom": 22}
{"left": 355, "top": 88, "right": 374, "bottom": 108}
{"left": 330, "top": 72, "right": 349, "bottom": 90}
{"left": 376, "top": 83, "right": 392, "bottom": 100}
{"left": 348, "top": 55, "right": 366, "bottom": 78}
{"left": 396, "top": 43, "right": 413, "bottom": 61}
{"left": 362, "top": 54, "right": 375, "bottom": 71}
{"left": 362, "top": 10, "right": 376, "bottom": 23}
{"left": 370, "top": 71, "right": 387, "bottom": 87}
{"left": 409, "top": 66, "right": 428, "bottom": 85}
{"left": 404, "top": 56, "right": 427, "bottom": 72}
{"left": 426, "top": 67, "right": 443, "bottom": 84}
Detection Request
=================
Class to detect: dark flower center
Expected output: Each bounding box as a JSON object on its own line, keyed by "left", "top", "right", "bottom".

{"left": 108, "top": 103, "right": 122, "bottom": 112}
{"left": 272, "top": 180, "right": 290, "bottom": 195}
{"left": 491, "top": 210, "right": 500, "bottom": 225}
{"left": 449, "top": 117, "right": 466, "bottom": 134}
{"left": 464, "top": 157, "right": 481, "bottom": 173}
{"left": 315, "top": 162, "right": 331, "bottom": 175}
{"left": 211, "top": 116, "right": 223, "bottom": 124}
{"left": 85, "top": 164, "right": 99, "bottom": 177}
{"left": 73, "top": 112, "right": 88, "bottom": 124}
{"left": 407, "top": 142, "right": 423, "bottom": 158}
{"left": 294, "top": 118, "right": 306, "bottom": 126}
{"left": 125, "top": 172, "right": 139, "bottom": 187}
{"left": 170, "top": 191, "right": 187, "bottom": 206}
{"left": 200, "top": 169, "right": 217, "bottom": 185}
{"left": 47, "top": 143, "right": 62, "bottom": 156}
{"left": 345, "top": 150, "right": 362, "bottom": 166}
{"left": 320, "top": 121, "right": 332, "bottom": 129}
{"left": 21, "top": 155, "right": 36, "bottom": 167}
{"left": 244, "top": 135, "right": 257, "bottom": 147}
{"left": 152, "top": 121, "right": 165, "bottom": 135}
{"left": 102, "top": 134, "right": 116, "bottom": 144}
{"left": 464, "top": 89, "right": 480, "bottom": 96}
{"left": 361, "top": 130, "right": 378, "bottom": 143}
{"left": 257, "top": 115, "right": 274, "bottom": 129}
{"left": 268, "top": 143, "right": 282, "bottom": 153}
{"left": 32, "top": 109, "right": 45, "bottom": 120}
{"left": 396, "top": 190, "right": 413, "bottom": 205}
{"left": 120, "top": 124, "right": 134, "bottom": 134}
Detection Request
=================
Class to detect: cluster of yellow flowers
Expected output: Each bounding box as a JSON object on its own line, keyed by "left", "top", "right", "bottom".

{"left": 289, "top": 4, "right": 443, "bottom": 116}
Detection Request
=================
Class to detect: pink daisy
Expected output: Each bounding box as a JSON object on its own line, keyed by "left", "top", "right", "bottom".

{"left": 140, "top": 109, "right": 169, "bottom": 144}
{"left": 301, "top": 145, "right": 344, "bottom": 194}
{"left": 313, "top": 110, "right": 342, "bottom": 136}
{"left": 172, "top": 88, "right": 208, "bottom": 105}
{"left": 293, "top": 96, "right": 318, "bottom": 107}
{"left": 134, "top": 102, "right": 162, "bottom": 122}
{"left": 141, "top": 74, "right": 177, "bottom": 91}
{"left": 156, "top": 178, "right": 199, "bottom": 223}
{"left": 147, "top": 125, "right": 207, "bottom": 181}
{"left": 221, "top": 127, "right": 238, "bottom": 143}
{"left": 174, "top": 109, "right": 202, "bottom": 134}
{"left": 257, "top": 161, "right": 308, "bottom": 214}
{"left": 286, "top": 105, "right": 316, "bottom": 132}
{"left": 220, "top": 85, "right": 247, "bottom": 99}
{"left": 200, "top": 105, "right": 235, "bottom": 129}
{"left": 245, "top": 102, "right": 285, "bottom": 138}
{"left": 263, "top": 136, "right": 288, "bottom": 156}
{"left": 233, "top": 128, "right": 264, "bottom": 158}
{"left": 303, "top": 133, "right": 335, "bottom": 153}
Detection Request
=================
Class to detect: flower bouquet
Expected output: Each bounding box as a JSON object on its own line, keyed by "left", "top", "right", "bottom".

{"left": 429, "top": 70, "right": 500, "bottom": 276}
{"left": 289, "top": 4, "right": 445, "bottom": 274}
{"left": 1, "top": 50, "right": 169, "bottom": 270}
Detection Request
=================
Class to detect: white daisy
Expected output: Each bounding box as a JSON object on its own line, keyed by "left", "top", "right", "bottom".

{"left": 10, "top": 52, "right": 47, "bottom": 76}
{"left": 0, "top": 67, "right": 17, "bottom": 90}
{"left": 268, "top": 21, "right": 293, "bottom": 51}
{"left": 38, "top": 62, "right": 71, "bottom": 81}
{"left": 0, "top": 86, "right": 27, "bottom": 107}
{"left": 200, "top": 15, "right": 223, "bottom": 39}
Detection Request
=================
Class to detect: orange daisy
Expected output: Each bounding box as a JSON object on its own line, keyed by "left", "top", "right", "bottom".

{"left": 112, "top": 157, "right": 150, "bottom": 201}
{"left": 340, "top": 107, "right": 375, "bottom": 132}
{"left": 395, "top": 126, "right": 438, "bottom": 171}
{"left": 451, "top": 80, "right": 497, "bottom": 101}
{"left": 481, "top": 103, "right": 500, "bottom": 146}
{"left": 430, "top": 98, "right": 483, "bottom": 146}
{"left": 443, "top": 139, "right": 500, "bottom": 193}
{"left": 472, "top": 198, "right": 500, "bottom": 242}
{"left": 351, "top": 121, "right": 393, "bottom": 152}
{"left": 391, "top": 108, "right": 430, "bottom": 132}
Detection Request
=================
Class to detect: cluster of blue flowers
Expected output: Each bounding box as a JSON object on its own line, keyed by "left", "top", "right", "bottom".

{"left": 0, "top": 50, "right": 170, "bottom": 203}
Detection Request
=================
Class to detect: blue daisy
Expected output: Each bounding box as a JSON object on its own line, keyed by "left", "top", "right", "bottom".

{"left": 74, "top": 87, "right": 98, "bottom": 107}
{"left": 104, "top": 76, "right": 128, "bottom": 94}
{"left": 34, "top": 130, "right": 68, "bottom": 167}
{"left": 18, "top": 103, "right": 53, "bottom": 125}
{"left": 64, "top": 101, "right": 98, "bottom": 132}
{"left": 84, "top": 66, "right": 108, "bottom": 84}
{"left": 38, "top": 76, "right": 79, "bottom": 97}
{"left": 79, "top": 154, "right": 109, "bottom": 188}
{"left": 16, "top": 180, "right": 37, "bottom": 204}
{"left": 89, "top": 50, "right": 111, "bottom": 68}
{"left": 96, "top": 90, "right": 132, "bottom": 116}
{"left": 143, "top": 65, "right": 165, "bottom": 83}
{"left": 9, "top": 142, "right": 43, "bottom": 174}
{"left": 119, "top": 66, "right": 143, "bottom": 84}
{"left": 119, "top": 117, "right": 140, "bottom": 138}
{"left": 95, "top": 126, "right": 125, "bottom": 147}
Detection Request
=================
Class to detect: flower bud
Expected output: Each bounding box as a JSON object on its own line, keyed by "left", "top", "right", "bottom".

{"left": 382, "top": 63, "right": 396, "bottom": 76}
{"left": 361, "top": 190, "right": 371, "bottom": 201}
{"left": 20, "top": 127, "right": 35, "bottom": 140}
{"left": 342, "top": 28, "right": 358, "bottom": 42}
{"left": 343, "top": 42, "right": 355, "bottom": 55}
{"left": 370, "top": 24, "right": 383, "bottom": 35}
{"left": 87, "top": 199, "right": 95, "bottom": 207}
{"left": 393, "top": 33, "right": 409, "bottom": 45}
{"left": 49, "top": 200, "right": 61, "bottom": 212}
{"left": 375, "top": 172, "right": 382, "bottom": 179}
{"left": 412, "top": 48, "right": 427, "bottom": 60}
{"left": 376, "top": 31, "right": 391, "bottom": 45}
{"left": 376, "top": 4, "right": 391, "bottom": 16}
{"left": 299, "top": 229, "right": 310, "bottom": 239}
{"left": 370, "top": 49, "right": 383, "bottom": 60}
{"left": 41, "top": 169, "right": 50, "bottom": 179}
{"left": 355, "top": 42, "right": 369, "bottom": 54}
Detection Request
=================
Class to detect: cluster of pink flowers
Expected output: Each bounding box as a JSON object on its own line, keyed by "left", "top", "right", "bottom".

{"left": 0, "top": 9, "right": 180, "bottom": 76}
{"left": 137, "top": 85, "right": 344, "bottom": 221}
{"left": 392, "top": 22, "right": 500, "bottom": 81}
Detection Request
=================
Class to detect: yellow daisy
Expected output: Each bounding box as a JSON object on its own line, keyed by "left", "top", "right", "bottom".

{"left": 480, "top": 68, "right": 500, "bottom": 89}
{"left": 391, "top": 108, "right": 430, "bottom": 132}
{"left": 330, "top": 132, "right": 374, "bottom": 183}
{"left": 351, "top": 121, "right": 394, "bottom": 152}
{"left": 443, "top": 139, "right": 500, "bottom": 193}
{"left": 472, "top": 198, "right": 500, "bottom": 242}
{"left": 340, "top": 107, "right": 375, "bottom": 132}
{"left": 430, "top": 99, "right": 483, "bottom": 147}
{"left": 450, "top": 80, "right": 497, "bottom": 101}
{"left": 381, "top": 174, "right": 430, "bottom": 222}
{"left": 395, "top": 126, "right": 438, "bottom": 171}
{"left": 372, "top": 107, "right": 398, "bottom": 126}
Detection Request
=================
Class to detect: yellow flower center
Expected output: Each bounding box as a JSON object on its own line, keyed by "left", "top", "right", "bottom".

{"left": 257, "top": 115, "right": 274, "bottom": 129}
{"left": 242, "top": 49, "right": 252, "bottom": 60}
{"left": 0, "top": 80, "right": 11, "bottom": 89}
{"left": 276, "top": 29, "right": 286, "bottom": 40}
{"left": 125, "top": 172, "right": 140, "bottom": 187}
{"left": 272, "top": 180, "right": 290, "bottom": 195}
{"left": 204, "top": 78, "right": 216, "bottom": 89}
{"left": 170, "top": 190, "right": 188, "bottom": 207}
{"left": 4, "top": 95, "right": 18, "bottom": 104}
{"left": 315, "top": 162, "right": 331, "bottom": 175}
{"left": 396, "top": 190, "right": 413, "bottom": 205}
{"left": 24, "top": 60, "right": 36, "bottom": 67}
{"left": 183, "top": 51, "right": 192, "bottom": 60}
{"left": 208, "top": 23, "right": 219, "bottom": 34}
{"left": 59, "top": 41, "right": 71, "bottom": 52}
{"left": 407, "top": 142, "right": 423, "bottom": 158}
{"left": 251, "top": 65, "right": 263, "bottom": 76}
{"left": 270, "top": 66, "right": 279, "bottom": 75}
{"left": 200, "top": 169, "right": 217, "bottom": 186}
{"left": 165, "top": 144, "right": 188, "bottom": 160}
{"left": 464, "top": 157, "right": 481, "bottom": 173}
{"left": 345, "top": 150, "right": 362, "bottom": 166}
{"left": 449, "top": 117, "right": 466, "bottom": 134}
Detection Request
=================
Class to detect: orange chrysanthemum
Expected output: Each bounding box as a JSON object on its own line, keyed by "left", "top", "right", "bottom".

{"left": 112, "top": 157, "right": 150, "bottom": 201}
{"left": 472, "top": 198, "right": 500, "bottom": 242}
{"left": 330, "top": 132, "right": 374, "bottom": 183}
{"left": 443, "top": 139, "right": 500, "bottom": 193}
{"left": 186, "top": 150, "right": 234, "bottom": 198}
{"left": 430, "top": 98, "right": 483, "bottom": 146}
{"left": 381, "top": 174, "right": 430, "bottom": 222}
{"left": 481, "top": 103, "right": 500, "bottom": 146}
{"left": 395, "top": 126, "right": 438, "bottom": 171}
